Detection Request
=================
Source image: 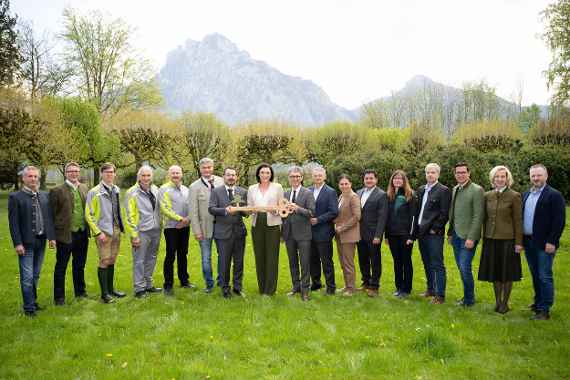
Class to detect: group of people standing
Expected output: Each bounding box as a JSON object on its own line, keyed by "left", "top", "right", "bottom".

{"left": 8, "top": 159, "right": 565, "bottom": 321}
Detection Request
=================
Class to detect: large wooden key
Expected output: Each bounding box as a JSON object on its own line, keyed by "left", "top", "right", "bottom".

{"left": 230, "top": 198, "right": 292, "bottom": 218}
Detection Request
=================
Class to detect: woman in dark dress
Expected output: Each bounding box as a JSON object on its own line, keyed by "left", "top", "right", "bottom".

{"left": 385, "top": 170, "right": 417, "bottom": 298}
{"left": 478, "top": 165, "right": 523, "bottom": 314}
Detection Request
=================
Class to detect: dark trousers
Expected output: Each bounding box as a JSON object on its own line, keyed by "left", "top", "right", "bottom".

{"left": 53, "top": 230, "right": 89, "bottom": 301}
{"left": 215, "top": 236, "right": 245, "bottom": 292}
{"left": 387, "top": 235, "right": 413, "bottom": 294}
{"left": 357, "top": 239, "right": 382, "bottom": 289}
{"left": 251, "top": 213, "right": 281, "bottom": 295}
{"left": 285, "top": 239, "right": 312, "bottom": 293}
{"left": 524, "top": 237, "right": 555, "bottom": 313}
{"left": 310, "top": 240, "right": 336, "bottom": 291}
{"left": 418, "top": 235, "right": 446, "bottom": 297}
{"left": 163, "top": 227, "right": 190, "bottom": 288}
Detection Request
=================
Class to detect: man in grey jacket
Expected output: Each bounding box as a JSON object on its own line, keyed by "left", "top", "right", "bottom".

{"left": 282, "top": 166, "right": 316, "bottom": 301}
{"left": 124, "top": 166, "right": 162, "bottom": 298}
{"left": 85, "top": 162, "right": 126, "bottom": 303}
{"left": 189, "top": 157, "right": 224, "bottom": 293}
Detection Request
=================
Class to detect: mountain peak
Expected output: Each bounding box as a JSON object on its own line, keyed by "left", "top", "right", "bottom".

{"left": 201, "top": 33, "right": 239, "bottom": 53}
{"left": 405, "top": 74, "right": 435, "bottom": 88}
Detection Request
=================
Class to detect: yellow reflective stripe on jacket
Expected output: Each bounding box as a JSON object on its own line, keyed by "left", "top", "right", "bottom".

{"left": 85, "top": 192, "right": 102, "bottom": 236}
{"left": 160, "top": 190, "right": 183, "bottom": 222}
{"left": 125, "top": 194, "right": 140, "bottom": 238}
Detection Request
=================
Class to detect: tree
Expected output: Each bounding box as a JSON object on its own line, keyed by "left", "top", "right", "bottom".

{"left": 106, "top": 109, "right": 177, "bottom": 169}
{"left": 180, "top": 112, "right": 230, "bottom": 177}
{"left": 17, "top": 20, "right": 72, "bottom": 101}
{"left": 0, "top": 0, "right": 20, "bottom": 86}
{"left": 60, "top": 7, "right": 162, "bottom": 114}
{"left": 542, "top": 0, "right": 570, "bottom": 106}
{"left": 518, "top": 104, "right": 541, "bottom": 132}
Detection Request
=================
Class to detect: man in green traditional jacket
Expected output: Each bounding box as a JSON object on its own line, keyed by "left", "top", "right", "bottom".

{"left": 448, "top": 162, "right": 485, "bottom": 307}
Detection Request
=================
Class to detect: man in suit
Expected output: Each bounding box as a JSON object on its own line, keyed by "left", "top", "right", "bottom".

{"left": 416, "top": 163, "right": 451, "bottom": 304}
{"left": 208, "top": 167, "right": 248, "bottom": 298}
{"left": 522, "top": 164, "right": 566, "bottom": 320}
{"left": 49, "top": 162, "right": 89, "bottom": 305}
{"left": 356, "top": 169, "right": 388, "bottom": 297}
{"left": 308, "top": 166, "right": 339, "bottom": 295}
{"left": 282, "top": 166, "right": 316, "bottom": 301}
{"left": 189, "top": 157, "right": 224, "bottom": 293}
{"left": 8, "top": 165, "right": 56, "bottom": 316}
{"left": 447, "top": 162, "right": 485, "bottom": 307}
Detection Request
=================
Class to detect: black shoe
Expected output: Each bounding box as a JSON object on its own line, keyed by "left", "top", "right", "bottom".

{"left": 110, "top": 290, "right": 126, "bottom": 298}
{"left": 34, "top": 303, "right": 45, "bottom": 311}
{"left": 134, "top": 291, "right": 147, "bottom": 299}
{"left": 204, "top": 287, "right": 214, "bottom": 294}
{"left": 101, "top": 294, "right": 115, "bottom": 304}
{"left": 325, "top": 287, "right": 336, "bottom": 295}
{"left": 164, "top": 287, "right": 174, "bottom": 296}
{"left": 222, "top": 289, "right": 232, "bottom": 299}
{"left": 531, "top": 311, "right": 550, "bottom": 320}
{"left": 54, "top": 299, "right": 65, "bottom": 306}
{"left": 181, "top": 282, "right": 196, "bottom": 289}
{"left": 311, "top": 283, "right": 322, "bottom": 291}
{"left": 24, "top": 311, "right": 37, "bottom": 318}
{"left": 75, "top": 293, "right": 88, "bottom": 298}
{"left": 528, "top": 303, "right": 538, "bottom": 312}
{"left": 145, "top": 287, "right": 162, "bottom": 293}
{"left": 232, "top": 289, "right": 244, "bottom": 297}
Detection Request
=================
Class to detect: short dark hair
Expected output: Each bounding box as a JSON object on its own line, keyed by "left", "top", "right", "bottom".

{"left": 224, "top": 166, "right": 238, "bottom": 175}
{"left": 362, "top": 169, "right": 377, "bottom": 179}
{"left": 255, "top": 163, "right": 274, "bottom": 182}
{"left": 100, "top": 162, "right": 116, "bottom": 174}
{"left": 454, "top": 162, "right": 469, "bottom": 172}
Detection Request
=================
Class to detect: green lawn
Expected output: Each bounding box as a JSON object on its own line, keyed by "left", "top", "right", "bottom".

{"left": 0, "top": 193, "right": 568, "bottom": 379}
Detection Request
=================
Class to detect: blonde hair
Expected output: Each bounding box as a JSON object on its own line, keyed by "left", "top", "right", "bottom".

{"left": 489, "top": 165, "right": 514, "bottom": 188}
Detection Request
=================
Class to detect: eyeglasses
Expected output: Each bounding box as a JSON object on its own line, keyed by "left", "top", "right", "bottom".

{"left": 288, "top": 175, "right": 302, "bottom": 178}
{"left": 66, "top": 170, "right": 81, "bottom": 173}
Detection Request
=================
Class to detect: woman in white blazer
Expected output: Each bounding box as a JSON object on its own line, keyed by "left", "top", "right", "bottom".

{"left": 247, "top": 163, "right": 284, "bottom": 295}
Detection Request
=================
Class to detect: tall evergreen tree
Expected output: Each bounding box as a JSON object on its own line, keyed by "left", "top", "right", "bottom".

{"left": 0, "top": 0, "right": 20, "bottom": 86}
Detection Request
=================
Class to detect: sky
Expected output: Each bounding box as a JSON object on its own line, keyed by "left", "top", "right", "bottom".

{"left": 12, "top": 0, "right": 554, "bottom": 108}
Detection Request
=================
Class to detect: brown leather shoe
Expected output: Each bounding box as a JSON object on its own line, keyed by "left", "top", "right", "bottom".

{"left": 366, "top": 288, "right": 379, "bottom": 298}
{"left": 430, "top": 296, "right": 445, "bottom": 304}
{"left": 420, "top": 290, "right": 435, "bottom": 298}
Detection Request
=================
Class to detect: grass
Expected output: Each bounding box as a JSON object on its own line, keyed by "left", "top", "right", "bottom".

{"left": 0, "top": 192, "right": 568, "bottom": 379}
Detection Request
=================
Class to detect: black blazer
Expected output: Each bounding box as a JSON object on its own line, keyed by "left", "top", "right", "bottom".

{"left": 416, "top": 182, "right": 451, "bottom": 236}
{"left": 208, "top": 185, "right": 248, "bottom": 240}
{"left": 357, "top": 187, "right": 388, "bottom": 241}
{"left": 308, "top": 184, "right": 339, "bottom": 242}
{"left": 8, "top": 190, "right": 55, "bottom": 247}
{"left": 386, "top": 192, "right": 418, "bottom": 240}
{"left": 522, "top": 185, "right": 566, "bottom": 249}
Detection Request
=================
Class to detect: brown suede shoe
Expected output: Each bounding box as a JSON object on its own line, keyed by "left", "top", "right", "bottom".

{"left": 366, "top": 289, "right": 379, "bottom": 298}
{"left": 430, "top": 296, "right": 445, "bottom": 304}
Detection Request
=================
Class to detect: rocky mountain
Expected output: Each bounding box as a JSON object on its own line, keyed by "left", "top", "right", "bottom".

{"left": 157, "top": 33, "right": 356, "bottom": 126}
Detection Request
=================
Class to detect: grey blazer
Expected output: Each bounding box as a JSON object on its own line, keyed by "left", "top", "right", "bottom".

{"left": 281, "top": 186, "right": 315, "bottom": 242}
{"left": 208, "top": 185, "right": 248, "bottom": 240}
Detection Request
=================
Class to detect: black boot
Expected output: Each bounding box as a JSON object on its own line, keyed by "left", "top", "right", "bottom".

{"left": 98, "top": 267, "right": 114, "bottom": 303}
{"left": 107, "top": 265, "right": 126, "bottom": 298}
